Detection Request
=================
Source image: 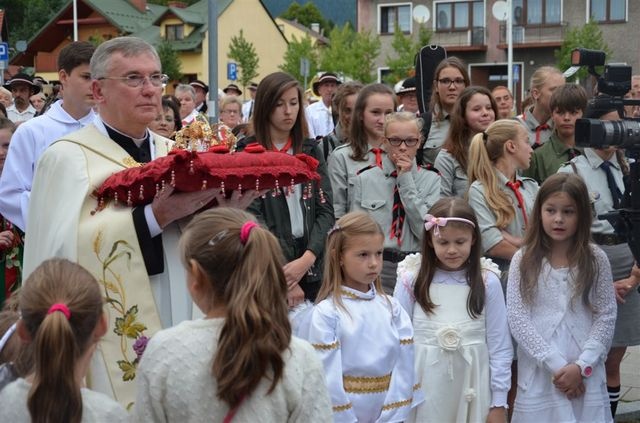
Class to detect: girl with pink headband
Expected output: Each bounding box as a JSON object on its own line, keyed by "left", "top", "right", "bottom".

{"left": 133, "top": 208, "right": 332, "bottom": 422}
{"left": 394, "top": 197, "right": 512, "bottom": 423}
{"left": 0, "top": 258, "right": 127, "bottom": 422}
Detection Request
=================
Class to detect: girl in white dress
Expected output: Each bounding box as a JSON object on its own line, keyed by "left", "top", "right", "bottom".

{"left": 0, "top": 258, "right": 128, "bottom": 422}
{"left": 294, "top": 211, "right": 422, "bottom": 422}
{"left": 133, "top": 208, "right": 332, "bottom": 422}
{"left": 394, "top": 197, "right": 512, "bottom": 423}
{"left": 507, "top": 173, "right": 617, "bottom": 422}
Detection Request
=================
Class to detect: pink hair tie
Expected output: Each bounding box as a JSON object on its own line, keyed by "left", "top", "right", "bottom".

{"left": 240, "top": 221, "right": 259, "bottom": 245}
{"left": 424, "top": 214, "right": 475, "bottom": 237}
{"left": 47, "top": 303, "right": 71, "bottom": 320}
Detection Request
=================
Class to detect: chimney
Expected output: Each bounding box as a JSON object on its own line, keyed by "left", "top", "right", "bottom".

{"left": 129, "top": 0, "right": 148, "bottom": 13}
{"left": 310, "top": 22, "right": 320, "bottom": 33}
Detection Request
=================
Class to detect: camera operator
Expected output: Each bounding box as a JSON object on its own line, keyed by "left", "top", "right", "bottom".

{"left": 559, "top": 97, "right": 640, "bottom": 419}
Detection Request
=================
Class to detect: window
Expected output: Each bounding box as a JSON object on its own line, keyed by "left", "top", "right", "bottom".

{"left": 512, "top": 0, "right": 561, "bottom": 25}
{"left": 435, "top": 1, "right": 484, "bottom": 31}
{"left": 590, "top": 0, "right": 626, "bottom": 22}
{"left": 379, "top": 4, "right": 411, "bottom": 34}
{"left": 165, "top": 24, "right": 184, "bottom": 41}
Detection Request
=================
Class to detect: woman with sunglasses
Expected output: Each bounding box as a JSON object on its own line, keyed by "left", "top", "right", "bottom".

{"left": 352, "top": 112, "right": 440, "bottom": 294}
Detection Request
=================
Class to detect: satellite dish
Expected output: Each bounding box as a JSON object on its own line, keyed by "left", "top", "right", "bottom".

{"left": 412, "top": 5, "right": 431, "bottom": 24}
{"left": 492, "top": 1, "right": 509, "bottom": 21}
{"left": 16, "top": 40, "right": 27, "bottom": 52}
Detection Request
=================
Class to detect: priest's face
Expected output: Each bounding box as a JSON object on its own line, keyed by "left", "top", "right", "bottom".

{"left": 93, "top": 51, "right": 162, "bottom": 137}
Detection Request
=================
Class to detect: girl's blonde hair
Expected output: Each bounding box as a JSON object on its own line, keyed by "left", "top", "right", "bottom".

{"left": 317, "top": 212, "right": 385, "bottom": 312}
{"left": 383, "top": 111, "right": 424, "bottom": 137}
{"left": 20, "top": 259, "right": 104, "bottom": 423}
{"left": 415, "top": 198, "right": 485, "bottom": 318}
{"left": 519, "top": 173, "right": 597, "bottom": 307}
{"left": 179, "top": 208, "right": 291, "bottom": 409}
{"left": 467, "top": 120, "right": 522, "bottom": 228}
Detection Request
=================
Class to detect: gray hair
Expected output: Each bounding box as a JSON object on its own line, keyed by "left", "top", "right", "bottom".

{"left": 175, "top": 84, "right": 196, "bottom": 101}
{"left": 90, "top": 37, "right": 160, "bottom": 79}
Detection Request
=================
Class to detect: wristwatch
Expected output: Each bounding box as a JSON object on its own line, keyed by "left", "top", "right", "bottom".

{"left": 575, "top": 360, "right": 593, "bottom": 378}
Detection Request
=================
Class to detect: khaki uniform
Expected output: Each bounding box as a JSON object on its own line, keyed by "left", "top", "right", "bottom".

{"left": 328, "top": 143, "right": 387, "bottom": 219}
{"left": 522, "top": 133, "right": 582, "bottom": 184}
{"left": 468, "top": 171, "right": 538, "bottom": 254}
{"left": 435, "top": 148, "right": 467, "bottom": 198}
{"left": 515, "top": 107, "right": 554, "bottom": 146}
{"left": 421, "top": 112, "right": 450, "bottom": 166}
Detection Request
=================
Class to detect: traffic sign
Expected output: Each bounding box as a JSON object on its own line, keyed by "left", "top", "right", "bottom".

{"left": 227, "top": 62, "right": 237, "bottom": 81}
{"left": 0, "top": 43, "right": 8, "bottom": 61}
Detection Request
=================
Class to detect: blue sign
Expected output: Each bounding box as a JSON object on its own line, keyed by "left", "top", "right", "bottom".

{"left": 0, "top": 43, "right": 8, "bottom": 61}
{"left": 513, "top": 64, "right": 520, "bottom": 84}
{"left": 227, "top": 62, "right": 237, "bottom": 81}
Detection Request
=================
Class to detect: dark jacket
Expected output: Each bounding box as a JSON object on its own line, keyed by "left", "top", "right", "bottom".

{"left": 236, "top": 137, "right": 335, "bottom": 282}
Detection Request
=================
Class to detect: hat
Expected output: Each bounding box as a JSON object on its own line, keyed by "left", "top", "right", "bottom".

{"left": 248, "top": 82, "right": 258, "bottom": 91}
{"left": 222, "top": 83, "right": 242, "bottom": 96}
{"left": 396, "top": 77, "right": 416, "bottom": 95}
{"left": 4, "top": 73, "right": 41, "bottom": 95}
{"left": 312, "top": 72, "right": 341, "bottom": 97}
{"left": 189, "top": 80, "right": 209, "bottom": 93}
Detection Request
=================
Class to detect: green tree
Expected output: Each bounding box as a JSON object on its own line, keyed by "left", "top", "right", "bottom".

{"left": 157, "top": 41, "right": 182, "bottom": 81}
{"left": 385, "top": 26, "right": 432, "bottom": 84}
{"left": 319, "top": 24, "right": 380, "bottom": 83}
{"left": 555, "top": 19, "right": 611, "bottom": 83}
{"left": 5, "top": 0, "right": 66, "bottom": 57}
{"left": 279, "top": 35, "right": 319, "bottom": 86}
{"left": 227, "top": 29, "right": 259, "bottom": 90}
{"left": 280, "top": 1, "right": 329, "bottom": 32}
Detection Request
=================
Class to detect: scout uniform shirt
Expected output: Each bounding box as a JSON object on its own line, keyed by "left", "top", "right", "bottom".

{"left": 352, "top": 155, "right": 441, "bottom": 252}
{"left": 516, "top": 107, "right": 554, "bottom": 147}
{"left": 557, "top": 148, "right": 625, "bottom": 236}
{"left": 434, "top": 147, "right": 467, "bottom": 198}
{"left": 421, "top": 112, "right": 450, "bottom": 166}
{"left": 521, "top": 132, "right": 582, "bottom": 184}
{"left": 468, "top": 170, "right": 539, "bottom": 254}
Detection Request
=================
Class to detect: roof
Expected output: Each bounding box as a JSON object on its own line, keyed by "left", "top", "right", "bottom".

{"left": 277, "top": 17, "right": 329, "bottom": 45}
{"left": 85, "top": 0, "right": 166, "bottom": 33}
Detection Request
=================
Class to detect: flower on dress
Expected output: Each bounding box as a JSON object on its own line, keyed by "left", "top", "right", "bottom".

{"left": 480, "top": 257, "right": 501, "bottom": 277}
{"left": 133, "top": 335, "right": 149, "bottom": 359}
{"left": 436, "top": 326, "right": 461, "bottom": 351}
{"left": 464, "top": 388, "right": 476, "bottom": 402}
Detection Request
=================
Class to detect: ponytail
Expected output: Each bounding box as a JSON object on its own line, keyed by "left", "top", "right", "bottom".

{"left": 28, "top": 309, "right": 82, "bottom": 423}
{"left": 466, "top": 120, "right": 520, "bottom": 228}
{"left": 180, "top": 208, "right": 291, "bottom": 408}
{"left": 19, "top": 259, "right": 103, "bottom": 423}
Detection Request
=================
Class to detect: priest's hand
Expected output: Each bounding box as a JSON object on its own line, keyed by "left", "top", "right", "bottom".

{"left": 287, "top": 283, "right": 304, "bottom": 308}
{"left": 213, "top": 189, "right": 268, "bottom": 210}
{"left": 151, "top": 185, "right": 219, "bottom": 228}
{"left": 0, "top": 230, "right": 13, "bottom": 250}
{"left": 283, "top": 251, "right": 316, "bottom": 288}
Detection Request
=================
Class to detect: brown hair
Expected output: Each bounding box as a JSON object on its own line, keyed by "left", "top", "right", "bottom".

{"left": 333, "top": 81, "right": 364, "bottom": 139}
{"left": 252, "top": 72, "right": 308, "bottom": 153}
{"left": 0, "top": 294, "right": 23, "bottom": 368}
{"left": 443, "top": 86, "right": 497, "bottom": 171}
{"left": 179, "top": 208, "right": 291, "bottom": 408}
{"left": 519, "top": 173, "right": 597, "bottom": 307}
{"left": 429, "top": 57, "right": 470, "bottom": 121}
{"left": 415, "top": 198, "right": 485, "bottom": 318}
{"left": 317, "top": 211, "right": 386, "bottom": 313}
{"left": 57, "top": 41, "right": 95, "bottom": 74}
{"left": 348, "top": 83, "right": 397, "bottom": 161}
{"left": 20, "top": 259, "right": 104, "bottom": 423}
{"left": 549, "top": 83, "right": 588, "bottom": 114}
{"left": 467, "top": 120, "right": 523, "bottom": 227}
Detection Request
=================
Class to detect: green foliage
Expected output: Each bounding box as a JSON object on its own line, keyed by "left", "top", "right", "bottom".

{"left": 227, "top": 29, "right": 259, "bottom": 91}
{"left": 5, "top": 0, "right": 67, "bottom": 57}
{"left": 279, "top": 35, "right": 319, "bottom": 85}
{"left": 384, "top": 26, "right": 432, "bottom": 84}
{"left": 280, "top": 1, "right": 330, "bottom": 32}
{"left": 318, "top": 24, "right": 380, "bottom": 83}
{"left": 555, "top": 19, "right": 611, "bottom": 82}
{"left": 157, "top": 41, "right": 183, "bottom": 81}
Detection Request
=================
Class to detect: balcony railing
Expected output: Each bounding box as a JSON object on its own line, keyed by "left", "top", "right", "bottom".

{"left": 432, "top": 26, "right": 485, "bottom": 47}
{"left": 499, "top": 22, "right": 566, "bottom": 45}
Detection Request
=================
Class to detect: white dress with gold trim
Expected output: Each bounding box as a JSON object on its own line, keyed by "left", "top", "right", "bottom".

{"left": 294, "top": 285, "right": 423, "bottom": 423}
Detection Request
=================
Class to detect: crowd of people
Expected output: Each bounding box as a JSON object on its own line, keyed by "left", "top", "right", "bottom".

{"left": 0, "top": 35, "right": 638, "bottom": 422}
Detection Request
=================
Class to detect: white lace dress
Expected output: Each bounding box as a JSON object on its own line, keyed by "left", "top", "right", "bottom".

{"left": 394, "top": 254, "right": 512, "bottom": 423}
{"left": 507, "top": 247, "right": 616, "bottom": 423}
{"left": 293, "top": 285, "right": 423, "bottom": 423}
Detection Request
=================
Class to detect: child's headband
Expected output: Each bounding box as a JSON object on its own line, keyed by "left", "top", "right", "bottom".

{"left": 424, "top": 214, "right": 475, "bottom": 237}
{"left": 0, "top": 322, "right": 17, "bottom": 354}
